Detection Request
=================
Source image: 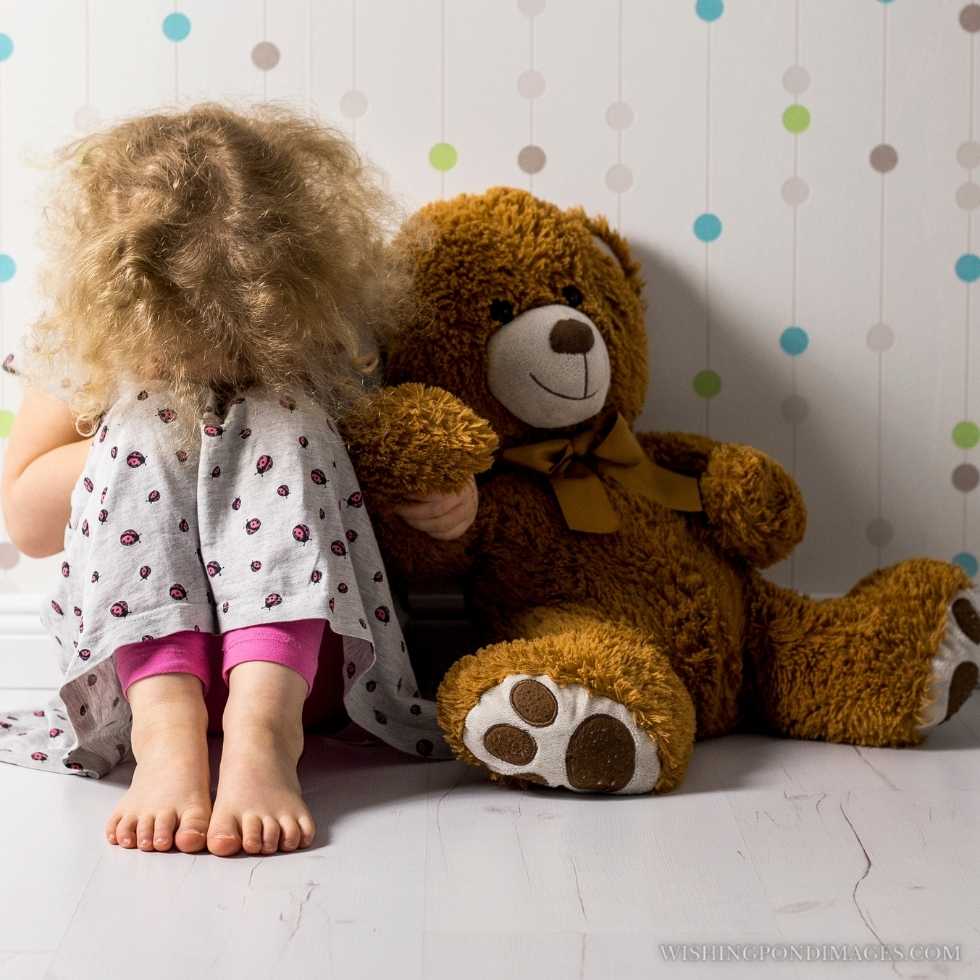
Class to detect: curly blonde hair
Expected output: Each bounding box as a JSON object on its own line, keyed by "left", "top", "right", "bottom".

{"left": 27, "top": 102, "right": 406, "bottom": 434}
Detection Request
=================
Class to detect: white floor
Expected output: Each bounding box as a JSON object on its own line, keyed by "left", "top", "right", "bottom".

{"left": 1, "top": 687, "right": 978, "bottom": 980}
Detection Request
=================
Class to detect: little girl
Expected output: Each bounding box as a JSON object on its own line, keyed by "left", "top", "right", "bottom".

{"left": 0, "top": 104, "right": 476, "bottom": 857}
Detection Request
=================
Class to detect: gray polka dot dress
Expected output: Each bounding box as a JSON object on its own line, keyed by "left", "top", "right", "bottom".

{"left": 0, "top": 383, "right": 449, "bottom": 777}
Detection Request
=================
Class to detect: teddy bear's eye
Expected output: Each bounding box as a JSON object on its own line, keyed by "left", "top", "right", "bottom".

{"left": 490, "top": 299, "right": 515, "bottom": 324}
{"left": 562, "top": 285, "right": 584, "bottom": 308}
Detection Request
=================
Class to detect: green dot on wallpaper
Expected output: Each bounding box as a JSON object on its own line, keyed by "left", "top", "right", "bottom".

{"left": 783, "top": 104, "right": 811, "bottom": 134}
{"left": 0, "top": 410, "right": 15, "bottom": 438}
{"left": 953, "top": 420, "right": 980, "bottom": 449}
{"left": 429, "top": 142, "right": 458, "bottom": 172}
{"left": 693, "top": 369, "right": 722, "bottom": 399}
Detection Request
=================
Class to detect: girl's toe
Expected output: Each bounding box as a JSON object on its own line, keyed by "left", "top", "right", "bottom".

{"left": 298, "top": 814, "right": 316, "bottom": 849}
{"left": 241, "top": 813, "right": 264, "bottom": 855}
{"left": 136, "top": 814, "right": 157, "bottom": 851}
{"left": 174, "top": 806, "right": 209, "bottom": 853}
{"left": 206, "top": 810, "right": 243, "bottom": 857}
{"left": 278, "top": 816, "right": 301, "bottom": 852}
{"left": 261, "top": 817, "right": 281, "bottom": 855}
{"left": 116, "top": 814, "right": 138, "bottom": 849}
{"left": 153, "top": 811, "right": 177, "bottom": 851}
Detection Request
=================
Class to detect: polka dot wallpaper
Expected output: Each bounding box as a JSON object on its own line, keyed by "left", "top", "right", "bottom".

{"left": 0, "top": 0, "right": 977, "bottom": 599}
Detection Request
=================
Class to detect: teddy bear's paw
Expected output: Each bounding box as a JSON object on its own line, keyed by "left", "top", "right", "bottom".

{"left": 461, "top": 674, "right": 661, "bottom": 794}
{"left": 919, "top": 587, "right": 980, "bottom": 731}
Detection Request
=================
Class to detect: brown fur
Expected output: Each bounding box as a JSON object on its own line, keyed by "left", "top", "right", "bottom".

{"left": 343, "top": 187, "right": 970, "bottom": 792}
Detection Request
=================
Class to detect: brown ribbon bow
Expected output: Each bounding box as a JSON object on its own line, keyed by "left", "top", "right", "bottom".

{"left": 500, "top": 413, "right": 702, "bottom": 534}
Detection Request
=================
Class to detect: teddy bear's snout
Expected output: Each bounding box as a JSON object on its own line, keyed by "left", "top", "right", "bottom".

{"left": 486, "top": 303, "right": 611, "bottom": 429}
{"left": 549, "top": 318, "right": 595, "bottom": 355}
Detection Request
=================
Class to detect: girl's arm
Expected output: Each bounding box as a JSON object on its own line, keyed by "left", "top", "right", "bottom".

{"left": 2, "top": 388, "right": 92, "bottom": 558}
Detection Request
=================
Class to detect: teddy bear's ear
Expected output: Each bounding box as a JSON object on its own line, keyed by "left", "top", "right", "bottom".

{"left": 570, "top": 208, "right": 644, "bottom": 299}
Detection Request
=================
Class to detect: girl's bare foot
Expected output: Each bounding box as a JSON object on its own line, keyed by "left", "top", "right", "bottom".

{"left": 207, "top": 661, "right": 316, "bottom": 857}
{"left": 105, "top": 673, "right": 212, "bottom": 853}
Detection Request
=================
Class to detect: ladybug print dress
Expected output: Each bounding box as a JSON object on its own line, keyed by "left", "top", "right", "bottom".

{"left": 0, "top": 382, "right": 449, "bottom": 777}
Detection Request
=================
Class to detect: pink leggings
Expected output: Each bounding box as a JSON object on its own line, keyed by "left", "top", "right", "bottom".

{"left": 115, "top": 620, "right": 347, "bottom": 734}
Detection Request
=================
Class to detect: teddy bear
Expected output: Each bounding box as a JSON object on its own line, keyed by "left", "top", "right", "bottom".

{"left": 342, "top": 186, "right": 980, "bottom": 794}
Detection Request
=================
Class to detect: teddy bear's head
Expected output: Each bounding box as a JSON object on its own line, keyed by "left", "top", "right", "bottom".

{"left": 387, "top": 187, "right": 647, "bottom": 444}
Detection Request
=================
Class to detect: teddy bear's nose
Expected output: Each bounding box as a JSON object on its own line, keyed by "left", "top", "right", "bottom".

{"left": 549, "top": 318, "right": 595, "bottom": 355}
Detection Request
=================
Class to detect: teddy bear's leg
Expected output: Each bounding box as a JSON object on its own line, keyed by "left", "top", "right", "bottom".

{"left": 744, "top": 559, "right": 979, "bottom": 746}
{"left": 437, "top": 607, "right": 696, "bottom": 794}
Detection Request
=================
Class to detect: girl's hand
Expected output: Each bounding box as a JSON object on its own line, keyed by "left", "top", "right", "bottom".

{"left": 393, "top": 477, "right": 478, "bottom": 541}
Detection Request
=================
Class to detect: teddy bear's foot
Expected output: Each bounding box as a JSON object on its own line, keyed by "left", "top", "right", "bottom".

{"left": 919, "top": 587, "right": 980, "bottom": 731}
{"left": 461, "top": 673, "right": 662, "bottom": 794}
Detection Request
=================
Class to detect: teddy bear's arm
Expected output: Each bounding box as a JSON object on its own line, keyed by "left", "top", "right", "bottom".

{"left": 637, "top": 431, "right": 807, "bottom": 568}
{"left": 341, "top": 383, "right": 499, "bottom": 502}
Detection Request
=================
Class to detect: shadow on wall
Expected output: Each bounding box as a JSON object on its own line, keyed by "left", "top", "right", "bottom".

{"left": 633, "top": 242, "right": 871, "bottom": 597}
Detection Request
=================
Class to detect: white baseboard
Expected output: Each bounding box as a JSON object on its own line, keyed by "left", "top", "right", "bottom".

{"left": 0, "top": 593, "right": 61, "bottom": 688}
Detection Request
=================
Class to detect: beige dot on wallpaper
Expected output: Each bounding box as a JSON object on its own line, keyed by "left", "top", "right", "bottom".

{"left": 605, "top": 101, "right": 634, "bottom": 130}
{"left": 340, "top": 90, "right": 369, "bottom": 119}
{"left": 866, "top": 322, "right": 894, "bottom": 351}
{"left": 0, "top": 542, "right": 19, "bottom": 569}
{"left": 869, "top": 144, "right": 898, "bottom": 173}
{"left": 781, "top": 176, "right": 810, "bottom": 206}
{"left": 782, "top": 65, "right": 810, "bottom": 95}
{"left": 953, "top": 463, "right": 980, "bottom": 492}
{"left": 518, "top": 0, "right": 546, "bottom": 16}
{"left": 605, "top": 163, "right": 633, "bottom": 193}
{"left": 957, "top": 140, "right": 980, "bottom": 168}
{"left": 960, "top": 4, "right": 980, "bottom": 32}
{"left": 517, "top": 69, "right": 545, "bottom": 100}
{"left": 518, "top": 145, "right": 546, "bottom": 174}
{"left": 866, "top": 517, "right": 894, "bottom": 548}
{"left": 74, "top": 105, "right": 101, "bottom": 132}
{"left": 780, "top": 394, "right": 809, "bottom": 424}
{"left": 957, "top": 181, "right": 980, "bottom": 210}
{"left": 251, "top": 41, "right": 280, "bottom": 71}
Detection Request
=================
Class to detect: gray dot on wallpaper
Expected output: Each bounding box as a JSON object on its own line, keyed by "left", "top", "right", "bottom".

{"left": 781, "top": 394, "right": 809, "bottom": 424}
{"left": 605, "top": 163, "right": 633, "bottom": 193}
{"left": 957, "top": 141, "right": 980, "bottom": 168}
{"left": 956, "top": 181, "right": 980, "bottom": 210}
{"left": 782, "top": 65, "right": 810, "bottom": 96}
{"left": 518, "top": 144, "right": 546, "bottom": 174}
{"left": 517, "top": 69, "right": 546, "bottom": 100}
{"left": 869, "top": 144, "right": 898, "bottom": 174}
{"left": 953, "top": 463, "right": 980, "bottom": 493}
{"left": 251, "top": 41, "right": 280, "bottom": 71}
{"left": 960, "top": 4, "right": 980, "bottom": 33}
{"left": 866, "top": 517, "right": 894, "bottom": 548}
{"left": 781, "top": 176, "right": 810, "bottom": 206}
{"left": 866, "top": 322, "right": 894, "bottom": 352}
{"left": 606, "top": 101, "right": 634, "bottom": 130}
{"left": 340, "top": 90, "right": 369, "bottom": 119}
{"left": 73, "top": 105, "right": 101, "bottom": 133}
{"left": 518, "top": 0, "right": 546, "bottom": 17}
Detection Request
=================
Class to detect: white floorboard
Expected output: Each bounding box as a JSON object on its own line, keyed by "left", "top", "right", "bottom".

{"left": 1, "top": 686, "right": 977, "bottom": 980}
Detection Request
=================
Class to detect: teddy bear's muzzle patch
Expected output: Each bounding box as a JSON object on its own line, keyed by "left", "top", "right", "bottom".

{"left": 462, "top": 673, "right": 661, "bottom": 794}
{"left": 486, "top": 304, "right": 611, "bottom": 429}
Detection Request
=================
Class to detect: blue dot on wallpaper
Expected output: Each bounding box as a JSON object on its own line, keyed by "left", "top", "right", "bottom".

{"left": 780, "top": 326, "right": 810, "bottom": 356}
{"left": 953, "top": 551, "right": 978, "bottom": 578}
{"left": 0, "top": 254, "right": 16, "bottom": 283}
{"left": 696, "top": 0, "right": 724, "bottom": 22}
{"left": 0, "top": 34, "right": 13, "bottom": 62}
{"left": 693, "top": 213, "right": 722, "bottom": 242}
{"left": 162, "top": 13, "right": 192, "bottom": 43}
{"left": 956, "top": 253, "right": 980, "bottom": 283}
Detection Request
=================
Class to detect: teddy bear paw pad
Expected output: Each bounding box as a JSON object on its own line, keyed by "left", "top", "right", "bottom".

{"left": 919, "top": 588, "right": 980, "bottom": 731}
{"left": 461, "top": 674, "right": 661, "bottom": 794}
